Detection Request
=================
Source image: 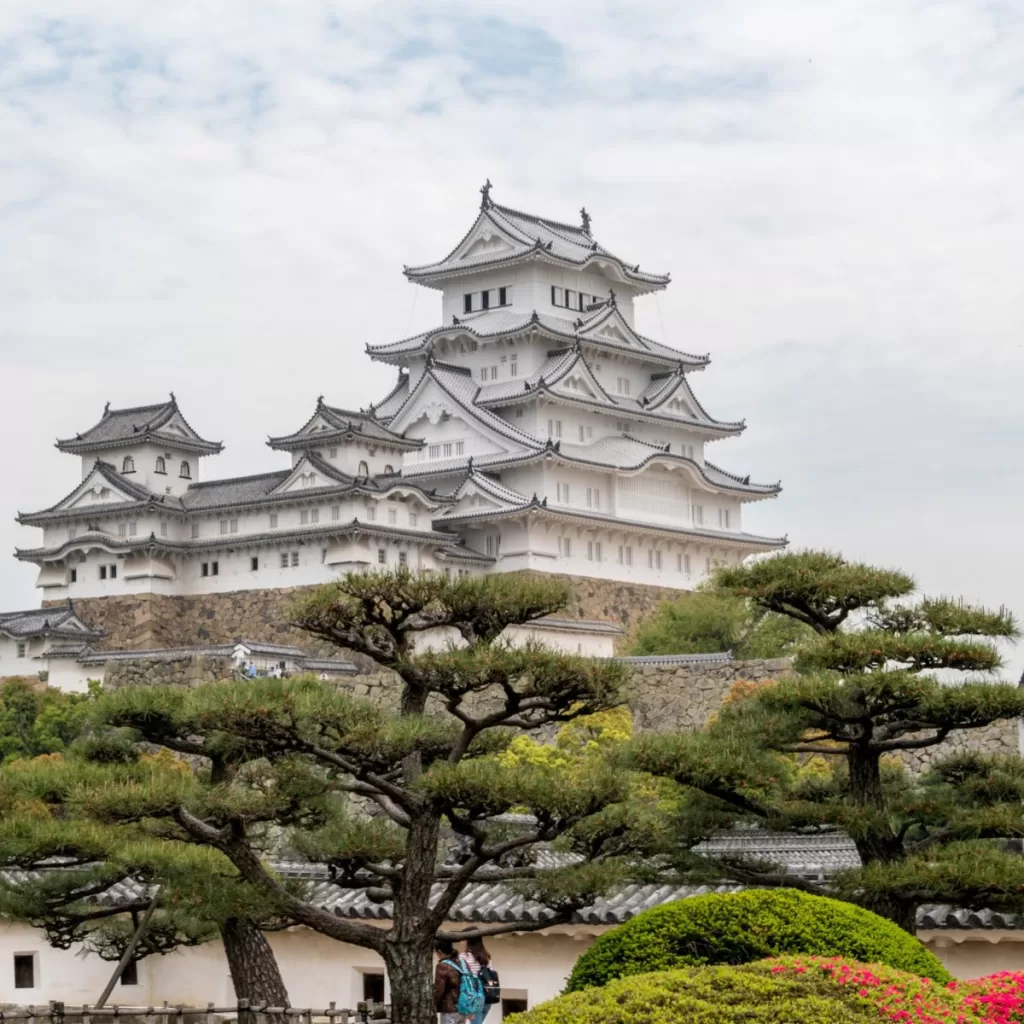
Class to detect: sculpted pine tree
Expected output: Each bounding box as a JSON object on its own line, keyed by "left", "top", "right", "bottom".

{"left": 0, "top": 756, "right": 292, "bottom": 1010}
{"left": 624, "top": 550, "right": 1024, "bottom": 931}
{"left": 40, "top": 573, "right": 631, "bottom": 1024}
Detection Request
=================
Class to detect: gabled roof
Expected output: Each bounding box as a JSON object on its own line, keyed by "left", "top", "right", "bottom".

{"left": 179, "top": 453, "right": 446, "bottom": 513}
{"left": 475, "top": 347, "right": 743, "bottom": 438}
{"left": 368, "top": 371, "right": 412, "bottom": 422}
{"left": 425, "top": 437, "right": 779, "bottom": 499}
{"left": 268, "top": 398, "right": 422, "bottom": 453}
{"left": 367, "top": 304, "right": 707, "bottom": 370}
{"left": 56, "top": 397, "right": 222, "bottom": 456}
{"left": 385, "top": 359, "right": 543, "bottom": 455}
{"left": 403, "top": 188, "right": 669, "bottom": 293}
{"left": 0, "top": 602, "right": 102, "bottom": 642}
{"left": 17, "top": 461, "right": 182, "bottom": 525}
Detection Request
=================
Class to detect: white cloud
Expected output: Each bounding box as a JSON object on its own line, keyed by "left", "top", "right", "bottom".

{"left": 2, "top": 0, "right": 1023, "bottom": 672}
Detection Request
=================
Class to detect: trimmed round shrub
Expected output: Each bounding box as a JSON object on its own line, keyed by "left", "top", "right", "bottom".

{"left": 512, "top": 958, "right": 978, "bottom": 1024}
{"left": 565, "top": 889, "right": 950, "bottom": 991}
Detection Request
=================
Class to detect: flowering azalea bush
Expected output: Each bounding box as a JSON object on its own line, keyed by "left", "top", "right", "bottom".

{"left": 512, "top": 958, "right": 1024, "bottom": 1024}
{"left": 953, "top": 972, "right": 1024, "bottom": 1023}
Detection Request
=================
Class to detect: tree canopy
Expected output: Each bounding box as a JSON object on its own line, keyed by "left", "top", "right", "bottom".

{"left": 2, "top": 571, "right": 645, "bottom": 1024}
{"left": 628, "top": 591, "right": 813, "bottom": 659}
{"left": 621, "top": 549, "right": 1024, "bottom": 930}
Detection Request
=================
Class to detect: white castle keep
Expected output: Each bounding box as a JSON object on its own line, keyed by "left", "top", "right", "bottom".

{"left": 13, "top": 185, "right": 785, "bottom": 616}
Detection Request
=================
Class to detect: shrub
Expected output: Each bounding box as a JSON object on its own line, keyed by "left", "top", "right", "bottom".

{"left": 953, "top": 972, "right": 1024, "bottom": 1023}
{"left": 564, "top": 889, "right": 950, "bottom": 991}
{"left": 512, "top": 958, "right": 983, "bottom": 1024}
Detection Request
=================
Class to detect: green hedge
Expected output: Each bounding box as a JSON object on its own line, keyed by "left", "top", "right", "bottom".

{"left": 565, "top": 889, "right": 949, "bottom": 991}
{"left": 512, "top": 958, "right": 977, "bottom": 1024}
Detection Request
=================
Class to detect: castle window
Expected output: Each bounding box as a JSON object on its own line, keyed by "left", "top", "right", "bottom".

{"left": 16, "top": 642, "right": 26, "bottom": 659}
{"left": 155, "top": 457, "right": 166, "bottom": 475}
{"left": 122, "top": 456, "right": 135, "bottom": 474}
{"left": 383, "top": 464, "right": 394, "bottom": 474}
{"left": 160, "top": 522, "right": 168, "bottom": 537}
{"left": 69, "top": 568, "right": 77, "bottom": 584}
{"left": 556, "top": 483, "right": 570, "bottom": 503}
{"left": 648, "top": 549, "right": 662, "bottom": 570}
{"left": 280, "top": 553, "right": 289, "bottom": 569}
{"left": 201, "top": 561, "right": 219, "bottom": 577}
{"left": 311, "top": 509, "right": 319, "bottom": 524}
{"left": 378, "top": 549, "right": 386, "bottom": 564}
{"left": 300, "top": 511, "right": 309, "bottom": 525}
{"left": 618, "top": 546, "right": 633, "bottom": 567}
{"left": 481, "top": 290, "right": 490, "bottom": 310}
{"left": 366, "top": 505, "right": 377, "bottom": 522}
{"left": 192, "top": 524, "right": 200, "bottom": 538}
{"left": 464, "top": 293, "right": 473, "bottom": 314}
{"left": 510, "top": 360, "right": 519, "bottom": 378}
{"left": 547, "top": 419, "right": 562, "bottom": 439}
{"left": 678, "top": 553, "right": 691, "bottom": 574}
{"left": 13, "top": 953, "right": 36, "bottom": 989}
{"left": 587, "top": 541, "right": 602, "bottom": 562}
{"left": 179, "top": 461, "right": 191, "bottom": 480}
{"left": 485, "top": 535, "right": 500, "bottom": 557}
{"left": 719, "top": 508, "right": 731, "bottom": 530}
{"left": 251, "top": 557, "right": 259, "bottom": 571}
{"left": 499, "top": 286, "right": 508, "bottom": 306}
{"left": 388, "top": 509, "right": 398, "bottom": 525}
{"left": 291, "top": 552, "right": 299, "bottom": 567}
{"left": 120, "top": 960, "right": 138, "bottom": 987}
{"left": 269, "top": 513, "right": 278, "bottom": 529}
{"left": 551, "top": 286, "right": 564, "bottom": 306}
{"left": 692, "top": 504, "right": 704, "bottom": 525}
{"left": 128, "top": 522, "right": 137, "bottom": 536}
{"left": 118, "top": 523, "right": 127, "bottom": 538}
{"left": 409, "top": 512, "right": 418, "bottom": 527}
{"left": 705, "top": 557, "right": 712, "bottom": 574}
{"left": 220, "top": 520, "right": 228, "bottom": 535}
{"left": 558, "top": 537, "right": 572, "bottom": 557}
{"left": 398, "top": 551, "right": 408, "bottom": 567}
{"left": 616, "top": 377, "right": 631, "bottom": 396}
{"left": 586, "top": 487, "right": 600, "bottom": 509}
{"left": 329, "top": 447, "right": 338, "bottom": 458}
{"left": 332, "top": 505, "right": 340, "bottom": 520}
{"left": 358, "top": 461, "right": 369, "bottom": 477}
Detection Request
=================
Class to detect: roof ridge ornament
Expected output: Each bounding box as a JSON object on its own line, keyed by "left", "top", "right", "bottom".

{"left": 169, "top": 391, "right": 176, "bottom": 404}
{"left": 580, "top": 207, "right": 591, "bottom": 236}
{"left": 316, "top": 395, "right": 325, "bottom": 408}
{"left": 608, "top": 288, "right": 617, "bottom": 306}
{"left": 480, "top": 178, "right": 493, "bottom": 210}
{"left": 103, "top": 401, "right": 111, "bottom": 416}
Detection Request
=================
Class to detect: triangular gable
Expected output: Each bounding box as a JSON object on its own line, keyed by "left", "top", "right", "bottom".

{"left": 440, "top": 475, "right": 529, "bottom": 518}
{"left": 63, "top": 465, "right": 150, "bottom": 511}
{"left": 387, "top": 372, "right": 535, "bottom": 456}
{"left": 270, "top": 455, "right": 340, "bottom": 496}
{"left": 578, "top": 306, "right": 644, "bottom": 350}
{"left": 544, "top": 350, "right": 614, "bottom": 404}
{"left": 451, "top": 211, "right": 528, "bottom": 265}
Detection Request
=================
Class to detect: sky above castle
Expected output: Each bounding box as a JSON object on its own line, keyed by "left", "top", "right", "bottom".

{"left": 2, "top": 1, "right": 1023, "bottom": 671}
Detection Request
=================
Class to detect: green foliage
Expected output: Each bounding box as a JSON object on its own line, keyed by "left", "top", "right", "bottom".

{"left": 0, "top": 679, "right": 95, "bottom": 763}
{"left": 564, "top": 890, "right": 949, "bottom": 992}
{"left": 712, "top": 549, "right": 915, "bottom": 633}
{"left": 514, "top": 960, "right": 890, "bottom": 1024}
{"left": 630, "top": 592, "right": 812, "bottom": 659}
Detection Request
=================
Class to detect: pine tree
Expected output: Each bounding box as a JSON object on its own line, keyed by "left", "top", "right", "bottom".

{"left": 623, "top": 550, "right": 1024, "bottom": 931}
{"left": 0, "top": 745, "right": 292, "bottom": 1009}
{"left": 8, "top": 572, "right": 634, "bottom": 1024}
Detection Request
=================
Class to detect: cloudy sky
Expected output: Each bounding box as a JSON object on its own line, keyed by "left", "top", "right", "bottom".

{"left": 2, "top": 1, "right": 1023, "bottom": 671}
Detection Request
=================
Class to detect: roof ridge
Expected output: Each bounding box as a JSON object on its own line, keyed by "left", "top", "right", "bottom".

{"left": 490, "top": 201, "right": 586, "bottom": 237}
{"left": 186, "top": 469, "right": 291, "bottom": 489}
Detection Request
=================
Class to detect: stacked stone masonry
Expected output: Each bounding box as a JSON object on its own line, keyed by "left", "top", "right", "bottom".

{"left": 46, "top": 582, "right": 1022, "bottom": 763}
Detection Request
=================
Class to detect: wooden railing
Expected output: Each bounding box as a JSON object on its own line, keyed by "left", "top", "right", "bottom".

{"left": 0, "top": 1002, "right": 390, "bottom": 1024}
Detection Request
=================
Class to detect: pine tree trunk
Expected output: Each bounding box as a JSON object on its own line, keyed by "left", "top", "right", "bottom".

{"left": 861, "top": 897, "right": 919, "bottom": 934}
{"left": 221, "top": 917, "right": 290, "bottom": 1024}
{"left": 383, "top": 939, "right": 435, "bottom": 1024}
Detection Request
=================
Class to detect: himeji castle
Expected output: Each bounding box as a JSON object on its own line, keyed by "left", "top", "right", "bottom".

{"left": 14, "top": 185, "right": 785, "bottom": 614}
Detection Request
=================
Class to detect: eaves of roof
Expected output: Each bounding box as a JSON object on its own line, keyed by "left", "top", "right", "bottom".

{"left": 56, "top": 400, "right": 222, "bottom": 455}
{"left": 434, "top": 501, "right": 788, "bottom": 550}
{"left": 15, "top": 520, "right": 466, "bottom": 562}
{"left": 268, "top": 401, "right": 422, "bottom": 452}
{"left": 481, "top": 380, "right": 744, "bottom": 437}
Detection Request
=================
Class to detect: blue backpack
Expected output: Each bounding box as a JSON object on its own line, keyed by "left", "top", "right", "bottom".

{"left": 445, "top": 958, "right": 486, "bottom": 1018}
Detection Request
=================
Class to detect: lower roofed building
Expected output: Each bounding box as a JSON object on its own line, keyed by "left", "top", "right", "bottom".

{"left": 1, "top": 832, "right": 1021, "bottom": 1011}
{"left": 14, "top": 187, "right": 785, "bottom": 625}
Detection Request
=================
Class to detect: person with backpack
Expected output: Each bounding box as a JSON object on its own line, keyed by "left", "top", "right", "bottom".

{"left": 458, "top": 933, "right": 500, "bottom": 1023}
{"left": 433, "top": 938, "right": 485, "bottom": 1023}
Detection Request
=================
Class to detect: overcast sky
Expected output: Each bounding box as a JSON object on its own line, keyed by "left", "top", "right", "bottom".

{"left": 2, "top": 1, "right": 1023, "bottom": 673}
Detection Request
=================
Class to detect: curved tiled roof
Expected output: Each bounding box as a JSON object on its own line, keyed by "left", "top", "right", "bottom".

{"left": 57, "top": 398, "right": 222, "bottom": 455}
{"left": 0, "top": 602, "right": 102, "bottom": 642}
{"left": 16, "top": 519, "right": 465, "bottom": 563}
{"left": 269, "top": 400, "right": 422, "bottom": 452}
{"left": 403, "top": 197, "right": 669, "bottom": 293}
{"left": 367, "top": 306, "right": 706, "bottom": 370}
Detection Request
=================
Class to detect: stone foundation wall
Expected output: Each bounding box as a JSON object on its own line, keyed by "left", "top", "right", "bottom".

{"left": 103, "top": 655, "right": 236, "bottom": 690}
{"left": 626, "top": 657, "right": 793, "bottom": 732}
{"left": 47, "top": 573, "right": 687, "bottom": 656}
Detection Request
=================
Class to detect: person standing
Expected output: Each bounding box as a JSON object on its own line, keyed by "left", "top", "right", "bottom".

{"left": 459, "top": 935, "right": 497, "bottom": 1024}
{"left": 434, "top": 938, "right": 463, "bottom": 1024}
